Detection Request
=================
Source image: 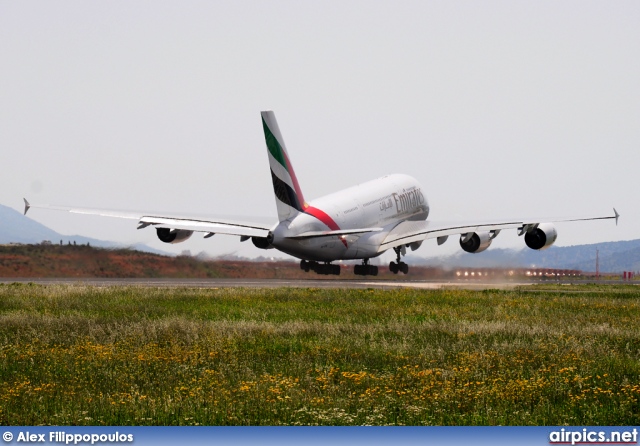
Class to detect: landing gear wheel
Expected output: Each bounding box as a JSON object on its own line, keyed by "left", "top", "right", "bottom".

{"left": 311, "top": 262, "right": 340, "bottom": 275}
{"left": 354, "top": 259, "right": 378, "bottom": 276}
{"left": 300, "top": 260, "right": 310, "bottom": 272}
{"left": 391, "top": 247, "right": 410, "bottom": 275}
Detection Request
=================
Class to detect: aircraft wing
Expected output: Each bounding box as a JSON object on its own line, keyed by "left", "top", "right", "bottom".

{"left": 377, "top": 209, "right": 620, "bottom": 253}
{"left": 23, "top": 199, "right": 272, "bottom": 238}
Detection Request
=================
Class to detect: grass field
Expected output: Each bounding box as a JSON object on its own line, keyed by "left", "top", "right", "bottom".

{"left": 0, "top": 283, "right": 638, "bottom": 425}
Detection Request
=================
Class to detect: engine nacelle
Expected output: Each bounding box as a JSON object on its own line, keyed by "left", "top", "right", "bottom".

{"left": 252, "top": 236, "right": 274, "bottom": 250}
{"left": 459, "top": 232, "right": 493, "bottom": 253}
{"left": 156, "top": 227, "right": 193, "bottom": 244}
{"left": 524, "top": 223, "right": 557, "bottom": 250}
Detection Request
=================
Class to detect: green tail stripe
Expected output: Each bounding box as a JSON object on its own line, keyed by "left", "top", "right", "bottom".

{"left": 262, "top": 117, "right": 288, "bottom": 173}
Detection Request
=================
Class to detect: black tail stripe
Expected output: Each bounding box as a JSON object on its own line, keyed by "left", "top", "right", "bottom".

{"left": 271, "top": 169, "right": 303, "bottom": 212}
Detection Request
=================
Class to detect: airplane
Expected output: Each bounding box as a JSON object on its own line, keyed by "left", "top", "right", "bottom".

{"left": 24, "top": 110, "right": 619, "bottom": 276}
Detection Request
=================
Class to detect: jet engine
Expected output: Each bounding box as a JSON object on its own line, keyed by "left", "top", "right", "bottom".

{"left": 156, "top": 227, "right": 194, "bottom": 244}
{"left": 459, "top": 232, "right": 492, "bottom": 253}
{"left": 252, "top": 236, "right": 274, "bottom": 250}
{"left": 524, "top": 223, "right": 557, "bottom": 250}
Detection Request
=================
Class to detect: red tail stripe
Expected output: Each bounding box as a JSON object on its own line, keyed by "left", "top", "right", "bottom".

{"left": 281, "top": 150, "right": 306, "bottom": 208}
{"left": 305, "top": 206, "right": 339, "bottom": 230}
{"left": 305, "top": 206, "right": 348, "bottom": 248}
{"left": 278, "top": 142, "right": 345, "bottom": 246}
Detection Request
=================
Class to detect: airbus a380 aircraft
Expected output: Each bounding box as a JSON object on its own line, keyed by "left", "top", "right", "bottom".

{"left": 24, "top": 111, "right": 619, "bottom": 276}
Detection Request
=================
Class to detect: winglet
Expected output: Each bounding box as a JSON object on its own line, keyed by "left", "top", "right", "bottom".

{"left": 614, "top": 208, "right": 620, "bottom": 226}
{"left": 23, "top": 198, "right": 30, "bottom": 216}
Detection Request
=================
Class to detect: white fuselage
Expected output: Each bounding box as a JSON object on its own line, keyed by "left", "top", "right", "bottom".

{"left": 271, "top": 174, "right": 429, "bottom": 261}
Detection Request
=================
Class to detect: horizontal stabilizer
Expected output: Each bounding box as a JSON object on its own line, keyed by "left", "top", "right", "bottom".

{"left": 287, "top": 227, "right": 383, "bottom": 240}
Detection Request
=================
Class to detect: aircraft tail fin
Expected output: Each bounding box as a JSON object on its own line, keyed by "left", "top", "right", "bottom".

{"left": 261, "top": 111, "right": 307, "bottom": 222}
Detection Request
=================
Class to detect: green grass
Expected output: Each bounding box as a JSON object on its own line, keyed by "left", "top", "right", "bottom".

{"left": 0, "top": 283, "right": 639, "bottom": 425}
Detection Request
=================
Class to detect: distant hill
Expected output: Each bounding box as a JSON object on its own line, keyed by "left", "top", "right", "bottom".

{"left": 0, "top": 203, "right": 168, "bottom": 255}
{"left": 410, "top": 239, "right": 640, "bottom": 273}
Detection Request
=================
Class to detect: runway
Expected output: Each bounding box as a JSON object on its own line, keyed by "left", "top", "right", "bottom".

{"left": 0, "top": 277, "right": 533, "bottom": 290}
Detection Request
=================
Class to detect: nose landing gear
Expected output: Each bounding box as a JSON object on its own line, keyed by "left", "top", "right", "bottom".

{"left": 389, "top": 246, "right": 409, "bottom": 274}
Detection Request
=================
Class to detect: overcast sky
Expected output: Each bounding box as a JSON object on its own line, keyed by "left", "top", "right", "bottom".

{"left": 1, "top": 1, "right": 638, "bottom": 261}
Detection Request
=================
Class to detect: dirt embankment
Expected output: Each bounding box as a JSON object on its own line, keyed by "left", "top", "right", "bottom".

{"left": 0, "top": 244, "right": 457, "bottom": 279}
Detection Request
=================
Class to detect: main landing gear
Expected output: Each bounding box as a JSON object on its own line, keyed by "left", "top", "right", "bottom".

{"left": 389, "top": 246, "right": 409, "bottom": 274}
{"left": 354, "top": 258, "right": 378, "bottom": 276}
{"left": 300, "top": 260, "right": 341, "bottom": 276}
